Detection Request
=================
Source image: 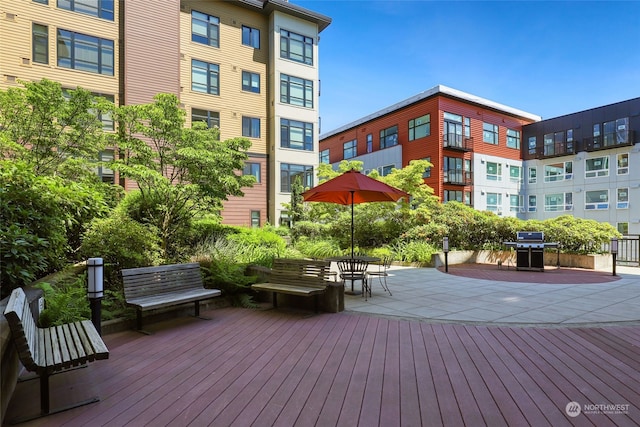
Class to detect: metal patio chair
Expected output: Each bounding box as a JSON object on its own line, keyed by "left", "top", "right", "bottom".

{"left": 366, "top": 255, "right": 392, "bottom": 296}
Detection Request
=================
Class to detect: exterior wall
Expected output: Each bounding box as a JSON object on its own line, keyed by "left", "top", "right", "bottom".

{"left": 0, "top": 0, "right": 119, "bottom": 97}
{"left": 268, "top": 11, "right": 321, "bottom": 224}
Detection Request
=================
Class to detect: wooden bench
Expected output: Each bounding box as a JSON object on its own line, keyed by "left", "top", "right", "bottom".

{"left": 121, "top": 263, "right": 221, "bottom": 331}
{"left": 251, "top": 259, "right": 333, "bottom": 313}
{"left": 3, "top": 287, "right": 109, "bottom": 422}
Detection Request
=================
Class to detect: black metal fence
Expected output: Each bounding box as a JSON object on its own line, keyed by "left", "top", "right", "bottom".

{"left": 603, "top": 235, "right": 640, "bottom": 266}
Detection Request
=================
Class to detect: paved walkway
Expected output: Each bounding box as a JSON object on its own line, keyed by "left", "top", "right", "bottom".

{"left": 344, "top": 264, "right": 640, "bottom": 326}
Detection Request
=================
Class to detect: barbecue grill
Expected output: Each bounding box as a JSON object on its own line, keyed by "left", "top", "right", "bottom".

{"left": 504, "top": 231, "right": 559, "bottom": 271}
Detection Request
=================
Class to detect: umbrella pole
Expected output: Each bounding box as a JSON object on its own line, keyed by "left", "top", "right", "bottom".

{"left": 350, "top": 191, "right": 355, "bottom": 259}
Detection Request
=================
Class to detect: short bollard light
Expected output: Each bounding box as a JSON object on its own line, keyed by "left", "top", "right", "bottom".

{"left": 443, "top": 237, "right": 450, "bottom": 273}
{"left": 87, "top": 257, "right": 104, "bottom": 335}
{"left": 610, "top": 238, "right": 618, "bottom": 277}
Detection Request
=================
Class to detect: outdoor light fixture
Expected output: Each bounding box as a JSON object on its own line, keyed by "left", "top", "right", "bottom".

{"left": 443, "top": 237, "right": 450, "bottom": 273}
{"left": 610, "top": 238, "right": 618, "bottom": 277}
{"left": 87, "top": 257, "right": 104, "bottom": 334}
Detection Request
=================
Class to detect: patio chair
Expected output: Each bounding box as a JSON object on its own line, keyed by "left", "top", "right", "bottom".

{"left": 366, "top": 255, "right": 392, "bottom": 296}
{"left": 338, "top": 259, "right": 370, "bottom": 300}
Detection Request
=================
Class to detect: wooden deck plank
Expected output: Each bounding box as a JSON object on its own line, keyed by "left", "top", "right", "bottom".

{"left": 407, "top": 321, "right": 442, "bottom": 427}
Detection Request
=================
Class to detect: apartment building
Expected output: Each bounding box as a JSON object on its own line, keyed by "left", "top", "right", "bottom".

{"left": 319, "top": 86, "right": 640, "bottom": 234}
{"left": 0, "top": 0, "right": 330, "bottom": 227}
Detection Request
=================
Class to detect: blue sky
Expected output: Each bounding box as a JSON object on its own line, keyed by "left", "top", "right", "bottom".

{"left": 295, "top": 1, "right": 640, "bottom": 134}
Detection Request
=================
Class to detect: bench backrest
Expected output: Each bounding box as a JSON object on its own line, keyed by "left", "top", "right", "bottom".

{"left": 122, "top": 263, "right": 204, "bottom": 300}
{"left": 269, "top": 259, "right": 331, "bottom": 288}
{"left": 3, "top": 288, "right": 39, "bottom": 372}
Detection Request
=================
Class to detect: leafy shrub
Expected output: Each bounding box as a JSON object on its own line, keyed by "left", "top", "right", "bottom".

{"left": 198, "top": 258, "right": 257, "bottom": 308}
{"left": 36, "top": 275, "right": 90, "bottom": 327}
{"left": 293, "top": 237, "right": 342, "bottom": 260}
{"left": 389, "top": 241, "right": 437, "bottom": 263}
{"left": 290, "top": 220, "right": 332, "bottom": 242}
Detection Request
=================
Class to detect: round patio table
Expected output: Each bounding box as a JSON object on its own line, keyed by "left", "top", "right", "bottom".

{"left": 325, "top": 256, "right": 380, "bottom": 295}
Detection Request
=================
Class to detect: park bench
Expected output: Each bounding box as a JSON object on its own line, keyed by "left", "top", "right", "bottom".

{"left": 3, "top": 287, "right": 109, "bottom": 422}
{"left": 121, "top": 263, "right": 221, "bottom": 331}
{"left": 251, "top": 259, "right": 334, "bottom": 313}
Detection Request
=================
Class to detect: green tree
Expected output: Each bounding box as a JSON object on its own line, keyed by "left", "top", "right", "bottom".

{"left": 289, "top": 175, "right": 304, "bottom": 225}
{"left": 111, "top": 93, "right": 255, "bottom": 259}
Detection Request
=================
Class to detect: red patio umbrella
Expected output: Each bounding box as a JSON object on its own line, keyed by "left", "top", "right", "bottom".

{"left": 301, "top": 169, "right": 408, "bottom": 258}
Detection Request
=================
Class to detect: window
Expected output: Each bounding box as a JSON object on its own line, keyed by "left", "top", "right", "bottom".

{"left": 242, "top": 26, "right": 260, "bottom": 48}
{"left": 509, "top": 165, "right": 522, "bottom": 183}
{"left": 378, "top": 165, "right": 394, "bottom": 176}
{"left": 57, "top": 29, "right": 113, "bottom": 75}
{"left": 408, "top": 114, "right": 430, "bottom": 141}
{"left": 422, "top": 157, "right": 431, "bottom": 178}
{"left": 444, "top": 190, "right": 463, "bottom": 203}
{"left": 566, "top": 129, "right": 574, "bottom": 153}
{"left": 618, "top": 222, "right": 629, "bottom": 234}
{"left": 343, "top": 139, "right": 357, "bottom": 159}
{"left": 33, "top": 0, "right": 48, "bottom": 3}
{"left": 617, "top": 153, "right": 629, "bottom": 175}
{"left": 585, "top": 190, "right": 609, "bottom": 210}
{"left": 280, "top": 74, "right": 313, "bottom": 108}
{"left": 543, "top": 133, "right": 554, "bottom": 156}
{"left": 528, "top": 167, "right": 537, "bottom": 184}
{"left": 57, "top": 0, "right": 114, "bottom": 20}
{"left": 97, "top": 150, "right": 114, "bottom": 183}
{"left": 242, "top": 116, "right": 260, "bottom": 138}
{"left": 585, "top": 156, "right": 609, "bottom": 178}
{"left": 319, "top": 149, "right": 329, "bottom": 164}
{"left": 94, "top": 93, "right": 114, "bottom": 131}
{"left": 464, "top": 117, "right": 470, "bottom": 139}
{"left": 554, "top": 131, "right": 565, "bottom": 155}
{"left": 444, "top": 157, "right": 465, "bottom": 184}
{"left": 280, "top": 29, "right": 313, "bottom": 65}
{"left": 366, "top": 134, "right": 372, "bottom": 153}
{"left": 250, "top": 211, "right": 260, "bottom": 228}
{"left": 617, "top": 188, "right": 629, "bottom": 209}
{"left": 191, "top": 59, "right": 219, "bottom": 94}
{"left": 506, "top": 129, "right": 520, "bottom": 149}
{"left": 280, "top": 163, "right": 313, "bottom": 192}
{"left": 380, "top": 125, "right": 398, "bottom": 149}
{"left": 486, "top": 193, "right": 502, "bottom": 213}
{"left": 281, "top": 119, "right": 313, "bottom": 151}
{"left": 443, "top": 112, "right": 463, "bottom": 148}
{"left": 593, "top": 123, "right": 601, "bottom": 147}
{"left": 528, "top": 136, "right": 537, "bottom": 155}
{"left": 510, "top": 195, "right": 524, "bottom": 212}
{"left": 243, "top": 162, "right": 261, "bottom": 183}
{"left": 544, "top": 161, "right": 572, "bottom": 182}
{"left": 192, "top": 108, "right": 219, "bottom": 128}
{"left": 545, "top": 193, "right": 572, "bottom": 212}
{"left": 528, "top": 195, "right": 537, "bottom": 212}
{"left": 32, "top": 24, "right": 48, "bottom": 64}
{"left": 242, "top": 71, "right": 260, "bottom": 93}
{"left": 486, "top": 162, "right": 502, "bottom": 181}
{"left": 483, "top": 122, "right": 498, "bottom": 144}
{"left": 191, "top": 10, "right": 219, "bottom": 47}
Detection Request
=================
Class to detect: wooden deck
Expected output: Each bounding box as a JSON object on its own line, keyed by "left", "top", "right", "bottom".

{"left": 4, "top": 308, "right": 640, "bottom": 426}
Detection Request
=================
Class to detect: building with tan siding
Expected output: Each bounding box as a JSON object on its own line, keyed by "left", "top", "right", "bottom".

{"left": 0, "top": 0, "right": 330, "bottom": 227}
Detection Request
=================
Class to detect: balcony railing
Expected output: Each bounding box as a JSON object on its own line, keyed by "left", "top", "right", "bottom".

{"left": 581, "top": 130, "right": 635, "bottom": 152}
{"left": 443, "top": 170, "right": 473, "bottom": 185}
{"left": 443, "top": 133, "right": 473, "bottom": 151}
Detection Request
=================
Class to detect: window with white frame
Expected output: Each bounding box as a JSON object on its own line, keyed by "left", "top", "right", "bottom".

{"left": 585, "top": 156, "right": 609, "bottom": 178}
{"left": 544, "top": 161, "right": 572, "bottom": 182}
{"left": 509, "top": 165, "right": 522, "bottom": 183}
{"left": 528, "top": 167, "right": 537, "bottom": 184}
{"left": 585, "top": 190, "right": 609, "bottom": 210}
{"left": 617, "top": 188, "right": 629, "bottom": 209}
{"left": 528, "top": 195, "right": 537, "bottom": 212}
{"left": 486, "top": 193, "right": 502, "bottom": 213}
{"left": 486, "top": 162, "right": 502, "bottom": 181}
{"left": 617, "top": 153, "right": 629, "bottom": 175}
{"left": 378, "top": 164, "right": 394, "bottom": 176}
{"left": 510, "top": 194, "right": 524, "bottom": 212}
{"left": 343, "top": 139, "right": 357, "bottom": 159}
{"left": 506, "top": 129, "right": 520, "bottom": 149}
{"left": 545, "top": 192, "right": 572, "bottom": 211}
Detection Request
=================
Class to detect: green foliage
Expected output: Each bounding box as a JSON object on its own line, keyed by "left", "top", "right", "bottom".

{"left": 198, "top": 259, "right": 257, "bottom": 308}
{"left": 389, "top": 241, "right": 438, "bottom": 263}
{"left": 536, "top": 215, "right": 619, "bottom": 253}
{"left": 35, "top": 276, "right": 90, "bottom": 327}
{"left": 293, "top": 237, "right": 342, "bottom": 259}
{"left": 290, "top": 220, "right": 332, "bottom": 242}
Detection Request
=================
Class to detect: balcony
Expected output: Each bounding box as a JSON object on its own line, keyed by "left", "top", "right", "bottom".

{"left": 443, "top": 133, "right": 473, "bottom": 151}
{"left": 581, "top": 130, "right": 635, "bottom": 152}
{"left": 443, "top": 170, "right": 473, "bottom": 185}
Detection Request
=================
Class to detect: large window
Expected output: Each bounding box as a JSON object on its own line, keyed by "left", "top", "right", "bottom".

{"left": 343, "top": 139, "right": 357, "bottom": 159}
{"left": 192, "top": 60, "right": 219, "bottom": 94}
{"left": 58, "top": 0, "right": 114, "bottom": 20}
{"left": 617, "top": 153, "right": 629, "bottom": 175}
{"left": 191, "top": 10, "right": 219, "bottom": 47}
{"left": 506, "top": 129, "right": 520, "bottom": 149}
{"left": 242, "top": 116, "right": 260, "bottom": 138}
{"left": 444, "top": 157, "right": 464, "bottom": 184}
{"left": 319, "top": 149, "right": 329, "bottom": 164}
{"left": 192, "top": 108, "right": 219, "bottom": 128}
{"left": 280, "top": 163, "right": 313, "bottom": 192}
{"left": 585, "top": 156, "right": 609, "bottom": 178}
{"left": 32, "top": 24, "right": 48, "bottom": 64}
{"left": 544, "top": 161, "right": 572, "bottom": 182}
{"left": 242, "top": 25, "right": 260, "bottom": 48}
{"left": 483, "top": 122, "right": 498, "bottom": 144}
{"left": 280, "top": 29, "right": 313, "bottom": 65}
{"left": 486, "top": 193, "right": 502, "bottom": 213}
{"left": 617, "top": 188, "right": 629, "bottom": 209}
{"left": 545, "top": 193, "right": 573, "bottom": 212}
{"left": 242, "top": 71, "right": 260, "bottom": 93}
{"left": 280, "top": 74, "right": 313, "bottom": 108}
{"left": 585, "top": 190, "right": 608, "bottom": 210}
{"left": 408, "top": 114, "right": 430, "bottom": 141}
{"left": 281, "top": 119, "right": 313, "bottom": 151}
{"left": 603, "top": 118, "right": 629, "bottom": 146}
{"left": 380, "top": 125, "right": 398, "bottom": 149}
{"left": 443, "top": 112, "right": 463, "bottom": 148}
{"left": 510, "top": 194, "right": 524, "bottom": 212}
{"left": 444, "top": 190, "right": 463, "bottom": 203}
{"left": 57, "top": 29, "right": 113, "bottom": 75}
{"left": 243, "top": 162, "right": 261, "bottom": 183}
{"left": 509, "top": 165, "right": 522, "bottom": 183}
{"left": 486, "top": 162, "right": 502, "bottom": 181}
